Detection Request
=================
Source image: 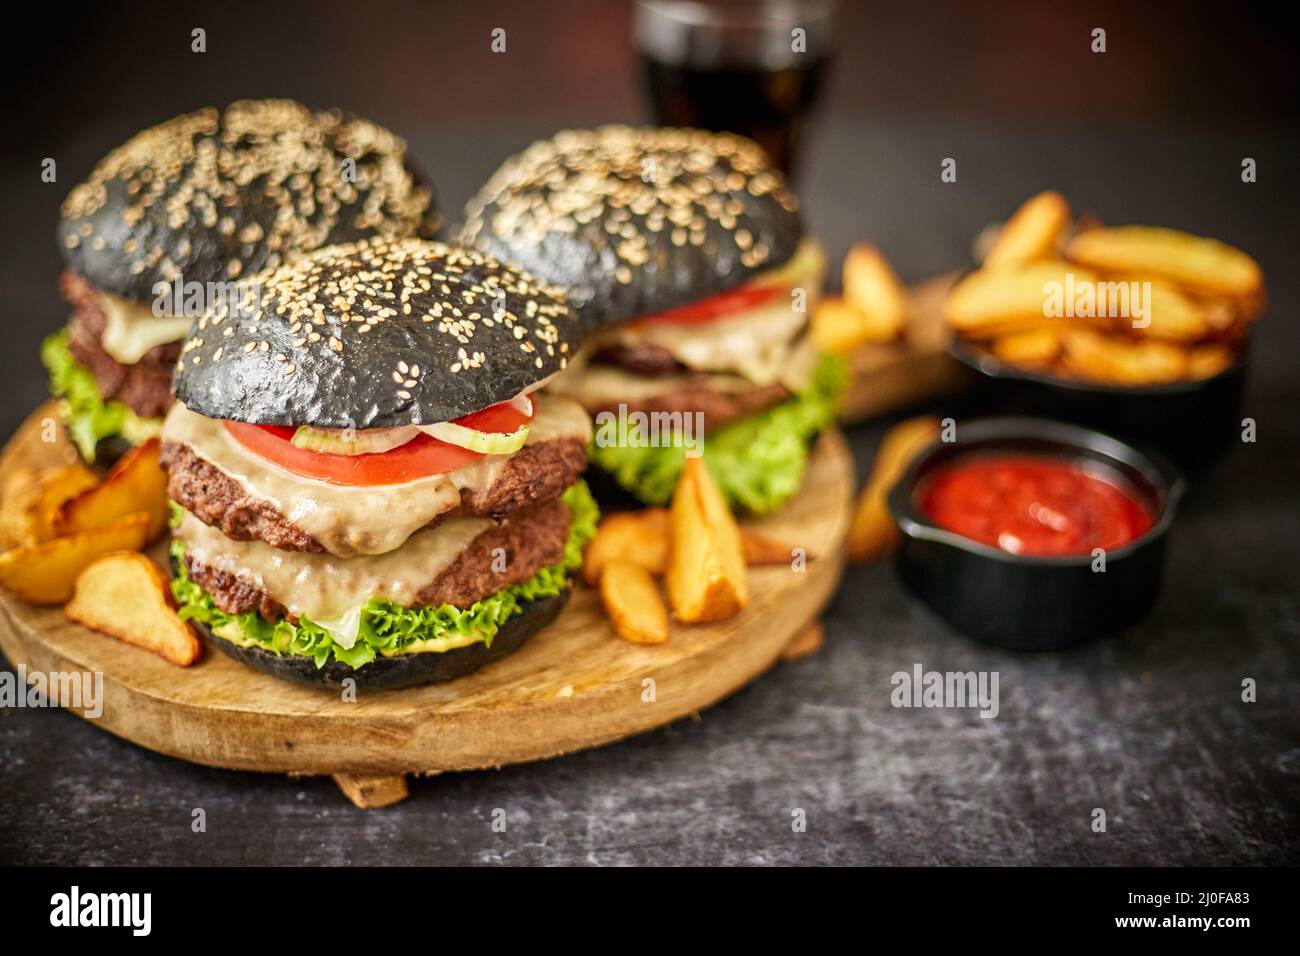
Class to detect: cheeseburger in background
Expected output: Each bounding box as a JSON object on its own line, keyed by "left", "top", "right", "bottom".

{"left": 461, "top": 125, "right": 839, "bottom": 513}
{"left": 48, "top": 99, "right": 439, "bottom": 462}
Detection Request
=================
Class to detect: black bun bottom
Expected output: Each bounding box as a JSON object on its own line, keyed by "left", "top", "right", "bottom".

{"left": 192, "top": 589, "right": 570, "bottom": 693}
{"left": 581, "top": 464, "right": 652, "bottom": 513}
{"left": 92, "top": 434, "right": 135, "bottom": 471}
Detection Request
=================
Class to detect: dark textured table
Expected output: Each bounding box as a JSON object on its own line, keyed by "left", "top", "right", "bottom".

{"left": 2, "top": 115, "right": 1297, "bottom": 866}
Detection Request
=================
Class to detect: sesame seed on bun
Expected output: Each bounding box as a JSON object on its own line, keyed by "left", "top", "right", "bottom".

{"left": 172, "top": 237, "right": 581, "bottom": 430}
{"left": 459, "top": 125, "right": 803, "bottom": 328}
{"left": 59, "top": 99, "right": 440, "bottom": 303}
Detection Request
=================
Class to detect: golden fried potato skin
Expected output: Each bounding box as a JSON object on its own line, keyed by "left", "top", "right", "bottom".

{"left": 65, "top": 551, "right": 201, "bottom": 666}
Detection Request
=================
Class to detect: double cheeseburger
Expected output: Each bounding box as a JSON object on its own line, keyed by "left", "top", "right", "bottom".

{"left": 460, "top": 125, "right": 840, "bottom": 513}
{"left": 49, "top": 99, "right": 438, "bottom": 463}
{"left": 161, "top": 237, "right": 595, "bottom": 691}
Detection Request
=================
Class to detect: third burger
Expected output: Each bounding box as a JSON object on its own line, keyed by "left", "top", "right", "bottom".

{"left": 460, "top": 125, "right": 842, "bottom": 514}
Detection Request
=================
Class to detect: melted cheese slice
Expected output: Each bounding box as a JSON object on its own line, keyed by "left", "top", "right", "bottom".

{"left": 161, "top": 397, "right": 591, "bottom": 558}
{"left": 98, "top": 294, "right": 193, "bottom": 364}
{"left": 576, "top": 238, "right": 826, "bottom": 388}
{"left": 177, "top": 509, "right": 493, "bottom": 629}
{"left": 552, "top": 336, "right": 818, "bottom": 408}
{"left": 602, "top": 300, "right": 811, "bottom": 386}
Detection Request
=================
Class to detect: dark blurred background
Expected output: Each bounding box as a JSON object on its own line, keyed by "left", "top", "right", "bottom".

{"left": 7, "top": 0, "right": 1287, "bottom": 437}
{"left": 3, "top": 2, "right": 1295, "bottom": 425}
{"left": 7, "top": 1, "right": 1298, "bottom": 137}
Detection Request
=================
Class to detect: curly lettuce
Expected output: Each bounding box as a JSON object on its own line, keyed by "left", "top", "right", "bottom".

{"left": 41, "top": 329, "right": 161, "bottom": 461}
{"left": 170, "top": 480, "right": 599, "bottom": 670}
{"left": 587, "top": 353, "right": 845, "bottom": 513}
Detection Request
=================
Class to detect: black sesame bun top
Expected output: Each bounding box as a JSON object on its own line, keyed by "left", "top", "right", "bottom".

{"left": 59, "top": 99, "right": 440, "bottom": 303}
{"left": 173, "top": 237, "right": 580, "bottom": 429}
{"left": 459, "top": 125, "right": 802, "bottom": 328}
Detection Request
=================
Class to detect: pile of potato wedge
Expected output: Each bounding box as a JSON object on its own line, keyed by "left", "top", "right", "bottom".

{"left": 811, "top": 242, "right": 910, "bottom": 355}
{"left": 586, "top": 458, "right": 802, "bottom": 645}
{"left": 944, "top": 191, "right": 1265, "bottom": 387}
{"left": 0, "top": 438, "right": 200, "bottom": 665}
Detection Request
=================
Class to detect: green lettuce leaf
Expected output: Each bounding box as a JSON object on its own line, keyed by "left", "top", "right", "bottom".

{"left": 587, "top": 353, "right": 845, "bottom": 513}
{"left": 41, "top": 329, "right": 161, "bottom": 461}
{"left": 170, "top": 479, "right": 599, "bottom": 670}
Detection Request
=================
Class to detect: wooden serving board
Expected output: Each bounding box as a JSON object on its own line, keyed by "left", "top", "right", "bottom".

{"left": 0, "top": 403, "right": 853, "bottom": 807}
{"left": 836, "top": 272, "right": 970, "bottom": 424}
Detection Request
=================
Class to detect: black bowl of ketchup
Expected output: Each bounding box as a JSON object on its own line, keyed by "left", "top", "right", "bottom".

{"left": 888, "top": 417, "right": 1185, "bottom": 651}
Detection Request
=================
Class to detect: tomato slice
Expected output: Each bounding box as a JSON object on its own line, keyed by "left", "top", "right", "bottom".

{"left": 454, "top": 394, "right": 535, "bottom": 434}
{"left": 224, "top": 397, "right": 537, "bottom": 486}
{"left": 636, "top": 282, "right": 785, "bottom": 326}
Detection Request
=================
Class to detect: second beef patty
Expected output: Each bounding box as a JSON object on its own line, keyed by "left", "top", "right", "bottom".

{"left": 61, "top": 268, "right": 178, "bottom": 419}
{"left": 180, "top": 495, "right": 573, "bottom": 621}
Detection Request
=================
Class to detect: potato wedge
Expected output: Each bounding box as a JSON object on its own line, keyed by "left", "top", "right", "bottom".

{"left": 1065, "top": 226, "right": 1263, "bottom": 301}
{"left": 0, "top": 467, "right": 43, "bottom": 549}
{"left": 0, "top": 513, "right": 150, "bottom": 604}
{"left": 1104, "top": 275, "right": 1210, "bottom": 342}
{"left": 780, "top": 621, "right": 824, "bottom": 661}
{"left": 811, "top": 297, "right": 873, "bottom": 354}
{"left": 1185, "top": 343, "right": 1235, "bottom": 381}
{"left": 962, "top": 315, "right": 1096, "bottom": 341}
{"left": 944, "top": 262, "right": 1099, "bottom": 334}
{"left": 847, "top": 416, "right": 940, "bottom": 563}
{"left": 65, "top": 551, "right": 201, "bottom": 665}
{"left": 1126, "top": 340, "right": 1189, "bottom": 384}
{"left": 1199, "top": 297, "right": 1243, "bottom": 333}
{"left": 843, "top": 244, "right": 907, "bottom": 341}
{"left": 739, "top": 527, "right": 800, "bottom": 566}
{"left": 0, "top": 464, "right": 100, "bottom": 550}
{"left": 34, "top": 463, "right": 101, "bottom": 542}
{"left": 55, "top": 437, "right": 168, "bottom": 541}
{"left": 666, "top": 457, "right": 748, "bottom": 622}
{"left": 1058, "top": 329, "right": 1117, "bottom": 382}
{"left": 984, "top": 191, "right": 1071, "bottom": 268}
{"left": 600, "top": 560, "right": 669, "bottom": 645}
{"left": 992, "top": 328, "right": 1061, "bottom": 367}
{"left": 1061, "top": 330, "right": 1187, "bottom": 386}
{"left": 582, "top": 508, "right": 670, "bottom": 586}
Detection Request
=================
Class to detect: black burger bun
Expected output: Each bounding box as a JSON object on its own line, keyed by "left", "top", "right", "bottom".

{"left": 192, "top": 588, "right": 569, "bottom": 692}
{"left": 59, "top": 99, "right": 440, "bottom": 303}
{"left": 173, "top": 237, "right": 582, "bottom": 429}
{"left": 460, "top": 125, "right": 803, "bottom": 328}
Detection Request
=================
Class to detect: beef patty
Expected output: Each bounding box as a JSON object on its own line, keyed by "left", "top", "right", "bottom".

{"left": 590, "top": 342, "right": 685, "bottom": 376}
{"left": 61, "top": 268, "right": 178, "bottom": 419}
{"left": 587, "top": 338, "right": 800, "bottom": 428}
{"left": 182, "top": 496, "right": 572, "bottom": 621}
{"left": 161, "top": 437, "right": 587, "bottom": 553}
{"left": 589, "top": 381, "right": 791, "bottom": 431}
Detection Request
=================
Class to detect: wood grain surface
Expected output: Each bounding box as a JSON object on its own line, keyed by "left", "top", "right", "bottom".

{"left": 0, "top": 403, "right": 853, "bottom": 778}
{"left": 835, "top": 272, "right": 970, "bottom": 423}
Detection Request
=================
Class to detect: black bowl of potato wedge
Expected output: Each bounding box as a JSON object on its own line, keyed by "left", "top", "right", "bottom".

{"left": 948, "top": 336, "right": 1249, "bottom": 468}
{"left": 942, "top": 192, "right": 1264, "bottom": 467}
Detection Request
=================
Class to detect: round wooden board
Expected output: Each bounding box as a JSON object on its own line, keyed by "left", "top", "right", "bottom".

{"left": 0, "top": 402, "right": 853, "bottom": 779}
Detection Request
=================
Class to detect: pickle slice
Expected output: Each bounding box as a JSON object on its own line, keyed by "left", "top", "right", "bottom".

{"left": 291, "top": 425, "right": 419, "bottom": 455}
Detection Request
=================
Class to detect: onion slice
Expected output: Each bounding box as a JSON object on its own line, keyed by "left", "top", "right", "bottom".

{"left": 417, "top": 420, "right": 530, "bottom": 454}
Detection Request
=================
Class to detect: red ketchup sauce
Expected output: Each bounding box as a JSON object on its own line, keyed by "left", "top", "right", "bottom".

{"left": 917, "top": 454, "right": 1155, "bottom": 557}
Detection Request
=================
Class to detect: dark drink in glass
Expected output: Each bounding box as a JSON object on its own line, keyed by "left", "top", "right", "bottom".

{"left": 634, "top": 0, "right": 836, "bottom": 178}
